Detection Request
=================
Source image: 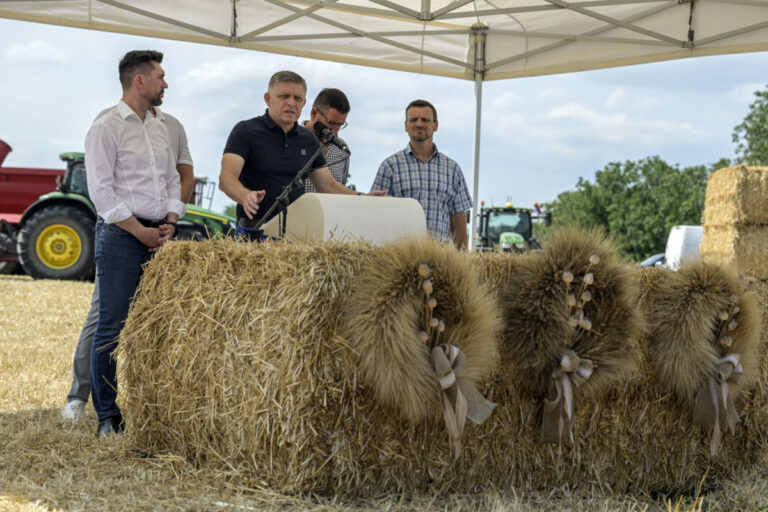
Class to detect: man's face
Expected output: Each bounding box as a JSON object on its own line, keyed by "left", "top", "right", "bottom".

{"left": 309, "top": 106, "right": 348, "bottom": 136}
{"left": 405, "top": 106, "right": 437, "bottom": 143}
{"left": 264, "top": 82, "right": 306, "bottom": 130}
{"left": 140, "top": 62, "right": 167, "bottom": 107}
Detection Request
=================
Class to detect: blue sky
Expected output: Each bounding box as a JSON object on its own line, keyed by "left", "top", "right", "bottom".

{"left": 0, "top": 17, "right": 765, "bottom": 215}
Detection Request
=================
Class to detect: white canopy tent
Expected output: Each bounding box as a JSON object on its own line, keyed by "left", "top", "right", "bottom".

{"left": 2, "top": 0, "right": 768, "bottom": 243}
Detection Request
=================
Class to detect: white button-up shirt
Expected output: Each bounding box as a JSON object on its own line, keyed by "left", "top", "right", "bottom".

{"left": 85, "top": 100, "right": 186, "bottom": 224}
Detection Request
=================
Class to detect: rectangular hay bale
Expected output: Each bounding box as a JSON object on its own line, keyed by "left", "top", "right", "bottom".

{"left": 117, "top": 241, "right": 768, "bottom": 498}
{"left": 702, "top": 165, "right": 768, "bottom": 227}
{"left": 700, "top": 224, "right": 768, "bottom": 279}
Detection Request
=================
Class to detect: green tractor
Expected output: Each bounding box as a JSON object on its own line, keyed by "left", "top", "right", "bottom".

{"left": 16, "top": 152, "right": 235, "bottom": 280}
{"left": 475, "top": 202, "right": 551, "bottom": 252}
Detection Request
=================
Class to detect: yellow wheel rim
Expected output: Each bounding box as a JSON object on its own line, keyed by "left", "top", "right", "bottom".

{"left": 35, "top": 224, "right": 82, "bottom": 270}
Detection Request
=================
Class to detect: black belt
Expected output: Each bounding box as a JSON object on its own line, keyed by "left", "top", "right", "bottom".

{"left": 135, "top": 217, "right": 167, "bottom": 228}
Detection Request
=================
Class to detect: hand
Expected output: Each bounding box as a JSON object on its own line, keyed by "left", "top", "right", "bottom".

{"left": 154, "top": 223, "right": 176, "bottom": 249}
{"left": 135, "top": 226, "right": 163, "bottom": 250}
{"left": 243, "top": 189, "right": 266, "bottom": 219}
{"left": 365, "top": 190, "right": 387, "bottom": 197}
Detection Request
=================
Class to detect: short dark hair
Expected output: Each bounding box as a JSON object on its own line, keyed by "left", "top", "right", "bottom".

{"left": 313, "top": 88, "right": 350, "bottom": 114}
{"left": 119, "top": 50, "right": 163, "bottom": 91}
{"left": 268, "top": 70, "right": 307, "bottom": 92}
{"left": 406, "top": 99, "right": 437, "bottom": 122}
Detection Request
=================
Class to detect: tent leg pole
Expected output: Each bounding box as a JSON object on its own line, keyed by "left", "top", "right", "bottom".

{"left": 469, "top": 75, "right": 483, "bottom": 251}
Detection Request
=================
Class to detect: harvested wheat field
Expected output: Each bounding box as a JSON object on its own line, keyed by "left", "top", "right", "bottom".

{"left": 1, "top": 243, "right": 768, "bottom": 511}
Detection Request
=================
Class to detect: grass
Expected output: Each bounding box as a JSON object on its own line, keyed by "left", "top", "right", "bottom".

{"left": 0, "top": 274, "right": 764, "bottom": 511}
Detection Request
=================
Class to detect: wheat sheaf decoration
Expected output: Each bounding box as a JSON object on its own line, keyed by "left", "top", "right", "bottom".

{"left": 650, "top": 261, "right": 761, "bottom": 456}
{"left": 499, "top": 229, "right": 643, "bottom": 445}
{"left": 343, "top": 239, "right": 502, "bottom": 457}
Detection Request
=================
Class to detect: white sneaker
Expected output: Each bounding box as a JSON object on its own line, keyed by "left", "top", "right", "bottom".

{"left": 61, "top": 400, "right": 86, "bottom": 421}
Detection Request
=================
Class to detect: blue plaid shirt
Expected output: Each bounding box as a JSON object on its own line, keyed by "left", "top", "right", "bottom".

{"left": 372, "top": 144, "right": 472, "bottom": 240}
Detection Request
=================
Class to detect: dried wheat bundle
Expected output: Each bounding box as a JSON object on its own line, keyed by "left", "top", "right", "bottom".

{"left": 344, "top": 238, "right": 502, "bottom": 424}
{"left": 649, "top": 261, "right": 761, "bottom": 456}
{"left": 650, "top": 261, "right": 760, "bottom": 403}
{"left": 497, "top": 229, "right": 642, "bottom": 401}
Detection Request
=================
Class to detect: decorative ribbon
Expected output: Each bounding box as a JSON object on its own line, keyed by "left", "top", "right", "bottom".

{"left": 692, "top": 354, "right": 742, "bottom": 457}
{"left": 431, "top": 344, "right": 497, "bottom": 460}
{"left": 540, "top": 349, "right": 594, "bottom": 444}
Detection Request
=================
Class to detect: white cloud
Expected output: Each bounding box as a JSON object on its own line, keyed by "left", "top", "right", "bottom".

{"left": 545, "top": 102, "right": 707, "bottom": 144}
{"left": 536, "top": 87, "right": 567, "bottom": 101}
{"left": 491, "top": 90, "right": 524, "bottom": 109}
{"left": 4, "top": 40, "right": 68, "bottom": 64}
{"left": 729, "top": 82, "right": 764, "bottom": 104}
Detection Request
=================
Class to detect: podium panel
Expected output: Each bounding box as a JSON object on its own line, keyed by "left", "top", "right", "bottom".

{"left": 261, "top": 193, "right": 426, "bottom": 245}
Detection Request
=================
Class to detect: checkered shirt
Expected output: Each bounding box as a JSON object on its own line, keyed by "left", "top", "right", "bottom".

{"left": 372, "top": 144, "right": 472, "bottom": 240}
{"left": 305, "top": 143, "right": 350, "bottom": 192}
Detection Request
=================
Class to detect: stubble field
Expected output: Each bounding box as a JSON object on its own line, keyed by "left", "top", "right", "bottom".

{"left": 0, "top": 274, "right": 763, "bottom": 511}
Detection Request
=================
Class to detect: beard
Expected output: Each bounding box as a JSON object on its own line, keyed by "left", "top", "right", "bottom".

{"left": 149, "top": 91, "right": 164, "bottom": 107}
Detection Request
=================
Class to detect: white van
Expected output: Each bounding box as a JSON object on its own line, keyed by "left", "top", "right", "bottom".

{"left": 665, "top": 225, "right": 703, "bottom": 270}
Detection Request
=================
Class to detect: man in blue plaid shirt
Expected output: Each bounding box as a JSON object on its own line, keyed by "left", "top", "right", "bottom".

{"left": 372, "top": 99, "right": 472, "bottom": 250}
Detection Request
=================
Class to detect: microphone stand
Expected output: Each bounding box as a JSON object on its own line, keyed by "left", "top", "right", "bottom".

{"left": 238, "top": 139, "right": 331, "bottom": 239}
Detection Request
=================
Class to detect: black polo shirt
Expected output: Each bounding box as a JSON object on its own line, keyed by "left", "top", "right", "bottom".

{"left": 224, "top": 109, "right": 326, "bottom": 223}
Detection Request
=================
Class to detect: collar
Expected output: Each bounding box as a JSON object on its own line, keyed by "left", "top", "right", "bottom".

{"left": 117, "top": 99, "right": 152, "bottom": 122}
{"left": 263, "top": 108, "right": 298, "bottom": 134}
{"left": 405, "top": 142, "right": 438, "bottom": 160}
{"left": 152, "top": 106, "right": 165, "bottom": 122}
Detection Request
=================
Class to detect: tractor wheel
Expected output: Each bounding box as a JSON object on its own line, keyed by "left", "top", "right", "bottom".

{"left": 0, "top": 232, "right": 20, "bottom": 274}
{"left": 17, "top": 205, "right": 95, "bottom": 280}
{"left": 175, "top": 223, "right": 208, "bottom": 241}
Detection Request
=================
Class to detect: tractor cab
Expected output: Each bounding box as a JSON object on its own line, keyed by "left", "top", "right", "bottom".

{"left": 475, "top": 202, "right": 550, "bottom": 252}
{"left": 58, "top": 152, "right": 88, "bottom": 197}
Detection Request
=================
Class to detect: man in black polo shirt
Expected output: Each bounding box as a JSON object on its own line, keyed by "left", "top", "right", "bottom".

{"left": 219, "top": 70, "right": 383, "bottom": 224}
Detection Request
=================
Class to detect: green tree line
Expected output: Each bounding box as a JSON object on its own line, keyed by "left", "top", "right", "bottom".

{"left": 539, "top": 84, "right": 768, "bottom": 261}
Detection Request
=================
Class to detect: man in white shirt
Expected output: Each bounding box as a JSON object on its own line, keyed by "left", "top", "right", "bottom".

{"left": 61, "top": 105, "right": 194, "bottom": 423}
{"left": 84, "top": 50, "right": 185, "bottom": 436}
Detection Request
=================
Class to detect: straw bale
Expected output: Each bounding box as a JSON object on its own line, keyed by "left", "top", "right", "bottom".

{"left": 344, "top": 238, "right": 502, "bottom": 423}
{"left": 649, "top": 261, "right": 761, "bottom": 404}
{"left": 702, "top": 165, "right": 768, "bottom": 227}
{"left": 700, "top": 224, "right": 768, "bottom": 279}
{"left": 494, "top": 229, "right": 643, "bottom": 400}
{"left": 116, "top": 237, "right": 768, "bottom": 497}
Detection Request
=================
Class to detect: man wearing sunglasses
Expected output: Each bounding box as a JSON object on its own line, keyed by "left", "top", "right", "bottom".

{"left": 303, "top": 88, "right": 351, "bottom": 193}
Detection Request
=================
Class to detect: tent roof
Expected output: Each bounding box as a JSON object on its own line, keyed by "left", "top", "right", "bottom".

{"left": 2, "top": 0, "right": 768, "bottom": 81}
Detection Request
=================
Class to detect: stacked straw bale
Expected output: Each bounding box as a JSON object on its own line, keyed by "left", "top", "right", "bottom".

{"left": 117, "top": 236, "right": 768, "bottom": 497}
{"left": 700, "top": 165, "right": 768, "bottom": 278}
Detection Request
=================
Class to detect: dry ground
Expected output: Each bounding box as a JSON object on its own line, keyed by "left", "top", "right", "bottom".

{"left": 0, "top": 275, "right": 764, "bottom": 511}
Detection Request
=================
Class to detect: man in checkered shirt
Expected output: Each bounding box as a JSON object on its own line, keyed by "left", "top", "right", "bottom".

{"left": 372, "top": 99, "right": 472, "bottom": 250}
{"left": 303, "top": 88, "right": 351, "bottom": 192}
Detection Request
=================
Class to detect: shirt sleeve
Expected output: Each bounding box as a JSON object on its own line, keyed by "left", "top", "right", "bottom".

{"left": 223, "top": 121, "right": 251, "bottom": 160}
{"left": 449, "top": 161, "right": 473, "bottom": 214}
{"left": 174, "top": 119, "right": 193, "bottom": 166}
{"left": 84, "top": 121, "right": 133, "bottom": 223}
{"left": 162, "top": 129, "right": 186, "bottom": 218}
{"left": 371, "top": 159, "right": 393, "bottom": 193}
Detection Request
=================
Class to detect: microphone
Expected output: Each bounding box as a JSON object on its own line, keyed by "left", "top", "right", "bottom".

{"left": 313, "top": 121, "right": 350, "bottom": 153}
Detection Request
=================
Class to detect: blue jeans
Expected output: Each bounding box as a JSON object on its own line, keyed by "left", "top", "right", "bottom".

{"left": 67, "top": 276, "right": 99, "bottom": 403}
{"left": 91, "top": 221, "right": 152, "bottom": 421}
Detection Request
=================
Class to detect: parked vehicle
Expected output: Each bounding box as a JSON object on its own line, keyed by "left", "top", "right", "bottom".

{"left": 640, "top": 253, "right": 667, "bottom": 268}
{"left": 664, "top": 225, "right": 702, "bottom": 271}
{"left": 0, "top": 139, "right": 235, "bottom": 279}
{"left": 474, "top": 201, "right": 551, "bottom": 252}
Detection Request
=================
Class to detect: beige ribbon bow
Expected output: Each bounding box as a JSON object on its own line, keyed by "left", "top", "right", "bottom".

{"left": 692, "top": 354, "right": 742, "bottom": 457}
{"left": 431, "top": 344, "right": 497, "bottom": 460}
{"left": 540, "top": 349, "right": 594, "bottom": 444}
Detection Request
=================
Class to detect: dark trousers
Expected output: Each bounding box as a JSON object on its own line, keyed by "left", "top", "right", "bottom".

{"left": 90, "top": 221, "right": 151, "bottom": 421}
